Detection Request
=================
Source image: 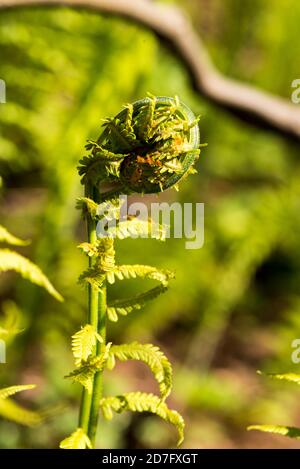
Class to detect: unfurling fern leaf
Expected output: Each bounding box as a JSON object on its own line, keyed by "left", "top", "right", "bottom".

{"left": 104, "top": 219, "right": 167, "bottom": 241}
{"left": 72, "top": 97, "right": 201, "bottom": 446}
{"left": 100, "top": 392, "right": 184, "bottom": 446}
{"left": 107, "top": 285, "right": 168, "bottom": 322}
{"left": 108, "top": 342, "right": 173, "bottom": 399}
{"left": 72, "top": 324, "right": 103, "bottom": 367}
{"left": 78, "top": 268, "right": 105, "bottom": 290}
{"left": 79, "top": 239, "right": 115, "bottom": 273}
{"left": 78, "top": 242, "right": 99, "bottom": 258}
{"left": 106, "top": 265, "right": 174, "bottom": 286}
{"left": 60, "top": 428, "right": 92, "bottom": 449}
{"left": 248, "top": 424, "right": 300, "bottom": 440}
{"left": 0, "top": 225, "right": 29, "bottom": 246}
{"left": 101, "top": 117, "right": 136, "bottom": 152}
{"left": 76, "top": 197, "right": 99, "bottom": 220}
{"left": 86, "top": 142, "right": 127, "bottom": 162}
{"left": 135, "top": 95, "right": 156, "bottom": 142}
{"left": 77, "top": 154, "right": 114, "bottom": 186}
{"left": 65, "top": 344, "right": 111, "bottom": 393}
{"left": 79, "top": 241, "right": 115, "bottom": 290}
{"left": 0, "top": 249, "right": 63, "bottom": 302}
{"left": 0, "top": 384, "right": 41, "bottom": 426}
{"left": 78, "top": 146, "right": 128, "bottom": 185}
{"left": 65, "top": 359, "right": 101, "bottom": 394}
{"left": 94, "top": 239, "right": 115, "bottom": 272}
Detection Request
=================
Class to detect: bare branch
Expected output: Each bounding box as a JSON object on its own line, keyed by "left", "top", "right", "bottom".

{"left": 1, "top": 0, "right": 300, "bottom": 140}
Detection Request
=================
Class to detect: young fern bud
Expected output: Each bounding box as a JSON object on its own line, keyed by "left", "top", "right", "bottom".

{"left": 78, "top": 95, "right": 204, "bottom": 194}
{"left": 65, "top": 96, "right": 204, "bottom": 449}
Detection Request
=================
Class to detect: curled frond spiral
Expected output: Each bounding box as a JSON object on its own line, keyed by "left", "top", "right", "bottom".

{"left": 78, "top": 96, "right": 204, "bottom": 194}
{"left": 71, "top": 95, "right": 203, "bottom": 448}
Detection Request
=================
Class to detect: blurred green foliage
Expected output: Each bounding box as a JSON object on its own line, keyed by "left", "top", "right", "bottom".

{"left": 1, "top": 0, "right": 300, "bottom": 448}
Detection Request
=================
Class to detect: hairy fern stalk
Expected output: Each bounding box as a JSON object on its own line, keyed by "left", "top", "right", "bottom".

{"left": 61, "top": 96, "right": 203, "bottom": 449}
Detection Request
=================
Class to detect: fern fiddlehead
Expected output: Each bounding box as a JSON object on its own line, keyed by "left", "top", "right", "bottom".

{"left": 78, "top": 95, "right": 204, "bottom": 195}
{"left": 61, "top": 96, "right": 204, "bottom": 449}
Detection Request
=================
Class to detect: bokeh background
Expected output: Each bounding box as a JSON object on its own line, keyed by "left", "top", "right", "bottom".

{"left": 1, "top": 0, "right": 300, "bottom": 448}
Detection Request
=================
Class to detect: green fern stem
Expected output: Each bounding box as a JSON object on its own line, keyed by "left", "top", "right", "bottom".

{"left": 78, "top": 183, "right": 100, "bottom": 433}
{"left": 87, "top": 282, "right": 107, "bottom": 445}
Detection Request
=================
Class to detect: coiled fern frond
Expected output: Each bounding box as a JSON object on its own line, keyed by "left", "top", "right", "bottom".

{"left": 78, "top": 95, "right": 204, "bottom": 194}
{"left": 62, "top": 96, "right": 204, "bottom": 449}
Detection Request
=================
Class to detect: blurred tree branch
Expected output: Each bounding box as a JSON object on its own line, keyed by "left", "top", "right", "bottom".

{"left": 1, "top": 0, "right": 300, "bottom": 140}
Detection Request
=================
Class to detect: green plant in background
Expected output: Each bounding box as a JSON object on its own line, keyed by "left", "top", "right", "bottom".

{"left": 0, "top": 223, "right": 62, "bottom": 425}
{"left": 248, "top": 372, "right": 300, "bottom": 441}
{"left": 2, "top": 2, "right": 300, "bottom": 450}
{"left": 0, "top": 224, "right": 63, "bottom": 303}
{"left": 60, "top": 96, "right": 203, "bottom": 449}
{"left": 0, "top": 384, "right": 41, "bottom": 427}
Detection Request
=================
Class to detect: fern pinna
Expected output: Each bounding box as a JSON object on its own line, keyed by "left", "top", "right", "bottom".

{"left": 60, "top": 96, "right": 204, "bottom": 449}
